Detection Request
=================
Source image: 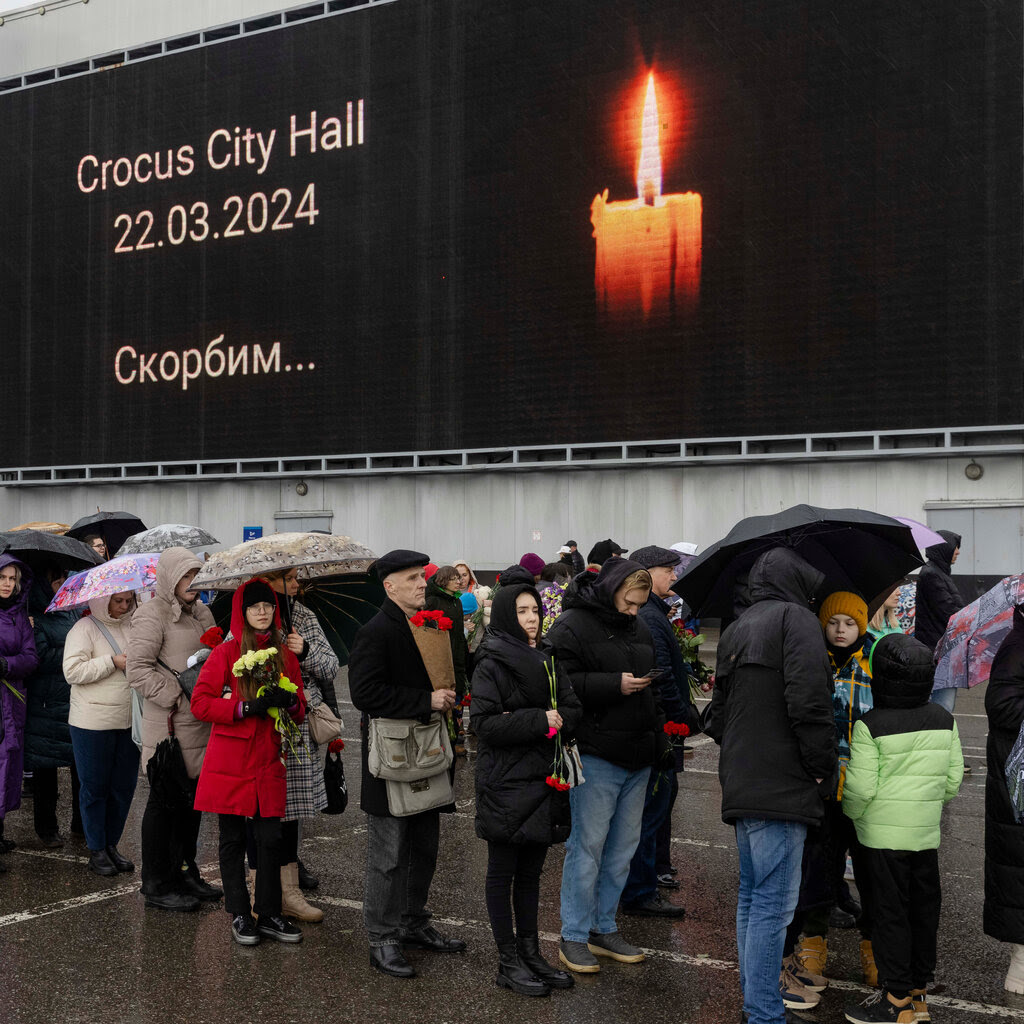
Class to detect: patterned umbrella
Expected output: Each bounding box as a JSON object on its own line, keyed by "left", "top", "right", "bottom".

{"left": 190, "top": 533, "right": 376, "bottom": 590}
{"left": 46, "top": 553, "right": 159, "bottom": 611}
{"left": 8, "top": 521, "right": 70, "bottom": 535}
{"left": 933, "top": 575, "right": 1024, "bottom": 691}
{"left": 116, "top": 524, "right": 219, "bottom": 556}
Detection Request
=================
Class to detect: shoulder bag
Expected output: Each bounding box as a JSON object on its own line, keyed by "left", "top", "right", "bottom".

{"left": 367, "top": 712, "right": 454, "bottom": 816}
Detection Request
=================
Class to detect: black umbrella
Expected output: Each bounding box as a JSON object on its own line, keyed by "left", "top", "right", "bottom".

{"left": 145, "top": 714, "right": 193, "bottom": 812}
{"left": 298, "top": 574, "right": 386, "bottom": 666}
{"left": 67, "top": 511, "right": 147, "bottom": 558}
{"left": 0, "top": 529, "right": 103, "bottom": 574}
{"left": 672, "top": 504, "right": 923, "bottom": 619}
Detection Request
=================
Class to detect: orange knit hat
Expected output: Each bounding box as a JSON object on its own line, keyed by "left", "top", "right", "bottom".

{"left": 818, "top": 591, "right": 868, "bottom": 636}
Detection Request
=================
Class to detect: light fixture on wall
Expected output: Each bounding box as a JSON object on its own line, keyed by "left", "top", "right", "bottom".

{"left": 964, "top": 460, "right": 984, "bottom": 481}
{"left": 295, "top": 480, "right": 309, "bottom": 496}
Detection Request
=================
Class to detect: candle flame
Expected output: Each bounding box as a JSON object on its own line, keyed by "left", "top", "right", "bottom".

{"left": 637, "top": 72, "right": 662, "bottom": 205}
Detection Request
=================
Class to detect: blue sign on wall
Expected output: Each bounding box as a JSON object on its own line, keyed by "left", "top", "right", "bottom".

{"left": 243, "top": 527, "right": 263, "bottom": 542}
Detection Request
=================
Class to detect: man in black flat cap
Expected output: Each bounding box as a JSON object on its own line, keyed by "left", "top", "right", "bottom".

{"left": 587, "top": 538, "right": 628, "bottom": 567}
{"left": 349, "top": 549, "right": 465, "bottom": 978}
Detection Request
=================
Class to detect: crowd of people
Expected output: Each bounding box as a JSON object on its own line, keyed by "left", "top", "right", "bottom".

{"left": 1, "top": 525, "right": 1023, "bottom": 1024}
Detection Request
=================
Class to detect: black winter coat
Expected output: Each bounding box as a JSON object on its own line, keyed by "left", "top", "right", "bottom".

{"left": 542, "top": 563, "right": 660, "bottom": 771}
{"left": 348, "top": 598, "right": 456, "bottom": 817}
{"left": 24, "top": 581, "right": 79, "bottom": 772}
{"left": 984, "top": 605, "right": 1024, "bottom": 941}
{"left": 472, "top": 631, "right": 582, "bottom": 845}
{"left": 705, "top": 547, "right": 838, "bottom": 825}
{"left": 913, "top": 532, "right": 965, "bottom": 651}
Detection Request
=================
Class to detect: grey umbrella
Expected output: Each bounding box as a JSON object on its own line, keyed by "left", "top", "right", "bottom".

{"left": 116, "top": 524, "right": 219, "bottom": 556}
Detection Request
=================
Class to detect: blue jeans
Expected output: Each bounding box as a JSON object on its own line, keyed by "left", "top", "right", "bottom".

{"left": 69, "top": 726, "right": 140, "bottom": 852}
{"left": 735, "top": 817, "right": 807, "bottom": 1024}
{"left": 621, "top": 767, "right": 674, "bottom": 906}
{"left": 560, "top": 754, "right": 650, "bottom": 942}
{"left": 930, "top": 687, "right": 957, "bottom": 713}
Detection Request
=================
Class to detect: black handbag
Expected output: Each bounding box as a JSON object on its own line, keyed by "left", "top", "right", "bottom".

{"left": 322, "top": 750, "right": 348, "bottom": 814}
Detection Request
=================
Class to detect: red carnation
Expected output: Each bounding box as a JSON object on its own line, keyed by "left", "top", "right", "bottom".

{"left": 460, "top": 695, "right": 472, "bottom": 706}
{"left": 437, "top": 616, "right": 453, "bottom": 632}
{"left": 200, "top": 626, "right": 224, "bottom": 648}
{"left": 410, "top": 612, "right": 427, "bottom": 627}
{"left": 327, "top": 738, "right": 345, "bottom": 753}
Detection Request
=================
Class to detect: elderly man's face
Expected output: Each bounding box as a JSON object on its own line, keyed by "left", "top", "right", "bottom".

{"left": 385, "top": 567, "right": 427, "bottom": 614}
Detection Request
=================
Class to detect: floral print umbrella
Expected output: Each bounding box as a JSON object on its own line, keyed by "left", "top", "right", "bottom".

{"left": 116, "top": 524, "right": 219, "bottom": 556}
{"left": 190, "top": 532, "right": 377, "bottom": 591}
{"left": 933, "top": 574, "right": 1024, "bottom": 691}
{"left": 46, "top": 553, "right": 159, "bottom": 611}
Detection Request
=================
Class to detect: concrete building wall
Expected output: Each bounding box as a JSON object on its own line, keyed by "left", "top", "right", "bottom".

{"left": 1, "top": 455, "right": 1020, "bottom": 574}
{"left": 0, "top": 0, "right": 343, "bottom": 77}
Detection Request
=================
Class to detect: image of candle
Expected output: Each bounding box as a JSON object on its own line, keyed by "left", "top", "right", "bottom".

{"left": 591, "top": 72, "right": 702, "bottom": 323}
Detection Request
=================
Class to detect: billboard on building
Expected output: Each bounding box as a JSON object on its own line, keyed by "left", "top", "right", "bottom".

{"left": 1, "top": 0, "right": 1020, "bottom": 466}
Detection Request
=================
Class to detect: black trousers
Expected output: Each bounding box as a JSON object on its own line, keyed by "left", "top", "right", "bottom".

{"left": 786, "top": 799, "right": 873, "bottom": 951}
{"left": 140, "top": 787, "right": 203, "bottom": 895}
{"left": 861, "top": 846, "right": 941, "bottom": 996}
{"left": 246, "top": 817, "right": 299, "bottom": 869}
{"left": 32, "top": 761, "right": 81, "bottom": 838}
{"left": 655, "top": 771, "right": 680, "bottom": 875}
{"left": 220, "top": 813, "right": 284, "bottom": 918}
{"left": 484, "top": 840, "right": 548, "bottom": 946}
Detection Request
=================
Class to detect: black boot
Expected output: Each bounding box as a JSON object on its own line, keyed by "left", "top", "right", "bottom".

{"left": 517, "top": 934, "right": 574, "bottom": 989}
{"left": 495, "top": 942, "right": 550, "bottom": 997}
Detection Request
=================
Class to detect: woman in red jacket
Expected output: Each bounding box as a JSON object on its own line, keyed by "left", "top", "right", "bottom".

{"left": 191, "top": 578, "right": 307, "bottom": 946}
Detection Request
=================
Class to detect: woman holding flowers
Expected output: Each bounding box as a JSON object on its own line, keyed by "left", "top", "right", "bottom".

{"left": 191, "top": 578, "right": 307, "bottom": 946}
{"left": 471, "top": 583, "right": 582, "bottom": 997}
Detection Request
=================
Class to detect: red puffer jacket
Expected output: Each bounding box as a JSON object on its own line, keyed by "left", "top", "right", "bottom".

{"left": 191, "top": 579, "right": 306, "bottom": 818}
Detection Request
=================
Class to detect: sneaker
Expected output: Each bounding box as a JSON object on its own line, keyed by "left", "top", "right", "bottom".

{"left": 558, "top": 939, "right": 600, "bottom": 973}
{"left": 780, "top": 970, "right": 821, "bottom": 1010}
{"left": 909, "top": 989, "right": 929, "bottom": 1021}
{"left": 587, "top": 931, "right": 645, "bottom": 963}
{"left": 231, "top": 913, "right": 260, "bottom": 946}
{"left": 783, "top": 953, "right": 827, "bottom": 992}
{"left": 257, "top": 914, "right": 303, "bottom": 943}
{"left": 37, "top": 833, "right": 63, "bottom": 850}
{"left": 656, "top": 872, "right": 681, "bottom": 889}
{"left": 621, "top": 893, "right": 686, "bottom": 918}
{"left": 845, "top": 991, "right": 916, "bottom": 1024}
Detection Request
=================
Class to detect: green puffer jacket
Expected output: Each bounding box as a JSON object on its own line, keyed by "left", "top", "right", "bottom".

{"left": 843, "top": 711, "right": 963, "bottom": 850}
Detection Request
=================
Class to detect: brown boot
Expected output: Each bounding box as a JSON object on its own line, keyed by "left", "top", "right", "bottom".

{"left": 860, "top": 939, "right": 878, "bottom": 987}
{"left": 794, "top": 934, "right": 828, "bottom": 977}
{"left": 281, "top": 862, "right": 323, "bottom": 922}
{"left": 909, "top": 988, "right": 930, "bottom": 1021}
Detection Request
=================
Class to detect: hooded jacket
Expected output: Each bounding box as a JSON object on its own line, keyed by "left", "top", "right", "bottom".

{"left": 64, "top": 596, "right": 136, "bottom": 731}
{"left": 541, "top": 560, "right": 660, "bottom": 771}
{"left": 472, "top": 585, "right": 583, "bottom": 845}
{"left": 191, "top": 579, "right": 306, "bottom": 818}
{"left": 24, "top": 576, "right": 79, "bottom": 770}
{"left": 913, "top": 530, "right": 965, "bottom": 651}
{"left": 0, "top": 554, "right": 38, "bottom": 819}
{"left": 126, "top": 547, "right": 215, "bottom": 778}
{"left": 984, "top": 605, "right": 1024, "bottom": 941}
{"left": 842, "top": 633, "right": 963, "bottom": 850}
{"left": 705, "top": 547, "right": 837, "bottom": 825}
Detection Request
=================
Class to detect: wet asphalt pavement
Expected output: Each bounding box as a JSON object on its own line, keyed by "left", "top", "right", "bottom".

{"left": 0, "top": 670, "right": 1017, "bottom": 1024}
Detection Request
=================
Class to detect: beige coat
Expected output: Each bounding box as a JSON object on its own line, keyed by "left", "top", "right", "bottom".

{"left": 126, "top": 547, "right": 215, "bottom": 778}
{"left": 64, "top": 597, "right": 135, "bottom": 731}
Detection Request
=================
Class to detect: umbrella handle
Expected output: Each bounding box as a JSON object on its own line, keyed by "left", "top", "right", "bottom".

{"left": 167, "top": 711, "right": 176, "bottom": 737}
{"left": 281, "top": 594, "right": 293, "bottom": 633}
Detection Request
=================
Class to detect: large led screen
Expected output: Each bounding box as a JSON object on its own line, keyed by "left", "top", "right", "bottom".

{"left": 1, "top": 0, "right": 1020, "bottom": 466}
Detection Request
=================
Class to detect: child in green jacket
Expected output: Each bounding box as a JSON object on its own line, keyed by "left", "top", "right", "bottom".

{"left": 842, "top": 632, "right": 964, "bottom": 1024}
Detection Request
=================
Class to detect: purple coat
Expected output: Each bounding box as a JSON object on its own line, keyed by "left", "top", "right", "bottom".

{"left": 0, "top": 554, "right": 39, "bottom": 819}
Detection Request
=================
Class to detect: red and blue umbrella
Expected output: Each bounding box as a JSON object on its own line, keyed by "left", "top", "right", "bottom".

{"left": 46, "top": 553, "right": 159, "bottom": 611}
{"left": 933, "top": 575, "right": 1024, "bottom": 691}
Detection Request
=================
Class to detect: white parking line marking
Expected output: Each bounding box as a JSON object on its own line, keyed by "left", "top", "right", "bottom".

{"left": 0, "top": 883, "right": 139, "bottom": 928}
